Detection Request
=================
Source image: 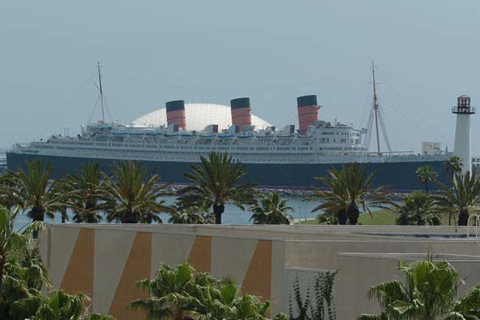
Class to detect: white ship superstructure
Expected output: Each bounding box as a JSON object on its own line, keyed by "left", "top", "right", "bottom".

{"left": 13, "top": 118, "right": 447, "bottom": 165}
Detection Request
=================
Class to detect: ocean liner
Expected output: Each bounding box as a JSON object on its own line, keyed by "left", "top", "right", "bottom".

{"left": 7, "top": 64, "right": 454, "bottom": 191}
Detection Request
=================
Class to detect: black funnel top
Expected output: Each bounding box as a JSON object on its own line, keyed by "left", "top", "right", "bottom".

{"left": 297, "top": 95, "right": 317, "bottom": 107}
{"left": 230, "top": 97, "right": 251, "bottom": 109}
{"left": 166, "top": 100, "right": 185, "bottom": 112}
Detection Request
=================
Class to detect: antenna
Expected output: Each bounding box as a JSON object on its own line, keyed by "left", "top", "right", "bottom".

{"left": 372, "top": 61, "right": 381, "bottom": 156}
{"left": 97, "top": 62, "right": 105, "bottom": 123}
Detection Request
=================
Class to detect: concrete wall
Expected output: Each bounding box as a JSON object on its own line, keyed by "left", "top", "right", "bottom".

{"left": 285, "top": 239, "right": 480, "bottom": 269}
{"left": 39, "top": 224, "right": 285, "bottom": 320}
{"left": 38, "top": 223, "right": 480, "bottom": 320}
{"left": 336, "top": 253, "right": 480, "bottom": 319}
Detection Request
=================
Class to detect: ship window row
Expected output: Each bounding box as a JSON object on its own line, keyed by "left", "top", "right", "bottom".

{"left": 41, "top": 143, "right": 318, "bottom": 153}
{"left": 319, "top": 147, "right": 344, "bottom": 151}
{"left": 90, "top": 137, "right": 320, "bottom": 147}
{"left": 320, "top": 138, "right": 359, "bottom": 144}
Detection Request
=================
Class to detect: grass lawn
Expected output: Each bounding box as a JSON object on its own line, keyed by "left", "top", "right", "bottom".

{"left": 297, "top": 209, "right": 453, "bottom": 226}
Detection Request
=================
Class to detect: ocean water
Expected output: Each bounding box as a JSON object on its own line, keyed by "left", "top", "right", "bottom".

{"left": 13, "top": 196, "right": 319, "bottom": 230}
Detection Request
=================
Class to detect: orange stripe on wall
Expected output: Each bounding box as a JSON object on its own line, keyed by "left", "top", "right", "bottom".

{"left": 241, "top": 240, "right": 272, "bottom": 301}
{"left": 60, "top": 228, "right": 95, "bottom": 299}
{"left": 188, "top": 236, "right": 212, "bottom": 273}
{"left": 109, "top": 232, "right": 152, "bottom": 320}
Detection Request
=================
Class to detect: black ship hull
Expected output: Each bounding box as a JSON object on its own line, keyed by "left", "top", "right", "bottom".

{"left": 6, "top": 152, "right": 450, "bottom": 191}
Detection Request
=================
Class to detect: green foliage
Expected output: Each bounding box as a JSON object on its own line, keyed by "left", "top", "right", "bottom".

{"left": 310, "top": 164, "right": 393, "bottom": 225}
{"left": 12, "top": 290, "right": 116, "bottom": 320}
{"left": 415, "top": 165, "right": 438, "bottom": 193}
{"left": 103, "top": 161, "right": 171, "bottom": 223}
{"left": 250, "top": 192, "right": 293, "bottom": 225}
{"left": 395, "top": 192, "right": 441, "bottom": 226}
{"left": 289, "top": 274, "right": 310, "bottom": 320}
{"left": 0, "top": 206, "right": 115, "bottom": 320}
{"left": 358, "top": 258, "right": 480, "bottom": 319}
{"left": 288, "top": 271, "right": 337, "bottom": 320}
{"left": 435, "top": 171, "right": 480, "bottom": 226}
{"left": 0, "top": 173, "right": 22, "bottom": 211}
{"left": 131, "top": 262, "right": 285, "bottom": 320}
{"left": 0, "top": 206, "right": 49, "bottom": 318}
{"left": 169, "top": 201, "right": 215, "bottom": 224}
{"left": 178, "top": 152, "right": 257, "bottom": 224}
{"left": 315, "top": 212, "right": 338, "bottom": 225}
{"left": 1, "top": 159, "right": 65, "bottom": 222}
{"left": 63, "top": 162, "right": 105, "bottom": 223}
{"left": 444, "top": 156, "right": 463, "bottom": 176}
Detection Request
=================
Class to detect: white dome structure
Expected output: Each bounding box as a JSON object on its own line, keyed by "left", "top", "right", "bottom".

{"left": 133, "top": 103, "right": 271, "bottom": 131}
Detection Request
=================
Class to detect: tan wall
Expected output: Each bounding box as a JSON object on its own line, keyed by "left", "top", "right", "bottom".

{"left": 285, "top": 239, "right": 480, "bottom": 269}
{"left": 39, "top": 223, "right": 480, "bottom": 319}
{"left": 40, "top": 225, "right": 285, "bottom": 319}
{"left": 336, "top": 254, "right": 480, "bottom": 320}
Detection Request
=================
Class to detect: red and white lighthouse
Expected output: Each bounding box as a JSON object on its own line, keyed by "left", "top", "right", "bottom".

{"left": 453, "top": 95, "right": 476, "bottom": 174}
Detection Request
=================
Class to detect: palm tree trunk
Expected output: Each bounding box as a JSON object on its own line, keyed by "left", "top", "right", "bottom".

{"left": 86, "top": 201, "right": 96, "bottom": 223}
{"left": 337, "top": 209, "right": 347, "bottom": 225}
{"left": 213, "top": 204, "right": 225, "bottom": 225}
{"left": 30, "top": 207, "right": 45, "bottom": 238}
{"left": 425, "top": 183, "right": 429, "bottom": 194}
{"left": 122, "top": 212, "right": 138, "bottom": 223}
{"left": 31, "top": 207, "right": 45, "bottom": 222}
{"left": 347, "top": 205, "right": 360, "bottom": 225}
{"left": 458, "top": 208, "right": 469, "bottom": 226}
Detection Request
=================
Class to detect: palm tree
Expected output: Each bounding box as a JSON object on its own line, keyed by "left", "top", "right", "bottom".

{"left": 102, "top": 161, "right": 171, "bottom": 223}
{"left": 178, "top": 152, "right": 256, "bottom": 224}
{"left": 395, "top": 192, "right": 441, "bottom": 226}
{"left": 444, "top": 155, "right": 463, "bottom": 177}
{"left": 190, "top": 282, "right": 271, "bottom": 320}
{"left": 311, "top": 164, "right": 393, "bottom": 225}
{"left": 357, "top": 258, "right": 480, "bottom": 319}
{"left": 63, "top": 163, "right": 104, "bottom": 223}
{"left": 130, "top": 262, "right": 281, "bottom": 320}
{"left": 0, "top": 172, "right": 22, "bottom": 211}
{"left": 416, "top": 165, "right": 438, "bottom": 193}
{"left": 0, "top": 206, "right": 50, "bottom": 316}
{"left": 2, "top": 159, "right": 65, "bottom": 222}
{"left": 130, "top": 263, "right": 213, "bottom": 320}
{"left": 435, "top": 171, "right": 480, "bottom": 226}
{"left": 250, "top": 192, "right": 293, "bottom": 225}
{"left": 11, "top": 290, "right": 115, "bottom": 320}
{"left": 0, "top": 206, "right": 42, "bottom": 297}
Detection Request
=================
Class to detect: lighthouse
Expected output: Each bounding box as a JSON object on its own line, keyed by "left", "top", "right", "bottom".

{"left": 453, "top": 95, "right": 476, "bottom": 174}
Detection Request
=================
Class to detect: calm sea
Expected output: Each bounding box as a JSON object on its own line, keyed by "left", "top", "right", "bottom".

{"left": 13, "top": 196, "right": 319, "bottom": 230}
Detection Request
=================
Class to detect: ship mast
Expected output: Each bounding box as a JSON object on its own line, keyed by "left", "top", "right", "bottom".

{"left": 372, "top": 61, "right": 381, "bottom": 156}
{"left": 97, "top": 62, "right": 106, "bottom": 124}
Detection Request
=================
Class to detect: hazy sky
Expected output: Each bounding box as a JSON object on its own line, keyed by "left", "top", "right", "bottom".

{"left": 1, "top": 0, "right": 479, "bottom": 153}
